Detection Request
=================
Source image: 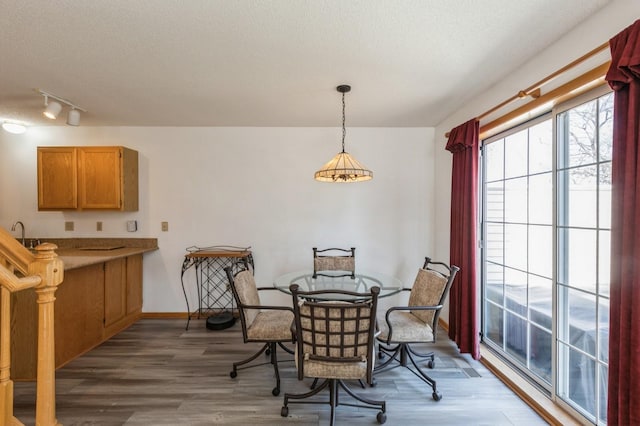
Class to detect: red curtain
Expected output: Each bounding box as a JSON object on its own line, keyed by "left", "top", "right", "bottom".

{"left": 445, "top": 118, "right": 480, "bottom": 360}
{"left": 606, "top": 19, "right": 640, "bottom": 425}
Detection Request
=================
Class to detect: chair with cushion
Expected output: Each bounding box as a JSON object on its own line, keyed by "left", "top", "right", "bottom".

{"left": 224, "top": 261, "right": 295, "bottom": 396}
{"left": 281, "top": 284, "right": 387, "bottom": 425}
{"left": 313, "top": 247, "right": 356, "bottom": 279}
{"left": 375, "top": 257, "right": 459, "bottom": 401}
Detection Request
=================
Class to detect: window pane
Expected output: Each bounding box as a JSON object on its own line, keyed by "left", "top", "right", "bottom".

{"left": 505, "top": 267, "right": 527, "bottom": 316}
{"left": 565, "top": 99, "right": 599, "bottom": 168}
{"left": 505, "top": 312, "right": 527, "bottom": 365}
{"left": 558, "top": 166, "right": 598, "bottom": 228}
{"left": 505, "top": 130, "right": 528, "bottom": 179}
{"left": 504, "top": 224, "right": 527, "bottom": 271}
{"left": 566, "top": 289, "right": 597, "bottom": 357}
{"left": 599, "top": 162, "right": 612, "bottom": 229}
{"left": 599, "top": 364, "right": 608, "bottom": 424}
{"left": 486, "top": 263, "right": 504, "bottom": 305}
{"left": 599, "top": 92, "right": 613, "bottom": 162}
{"left": 529, "top": 172, "right": 552, "bottom": 225}
{"left": 530, "top": 324, "right": 551, "bottom": 384}
{"left": 558, "top": 343, "right": 597, "bottom": 418}
{"left": 529, "top": 119, "right": 552, "bottom": 174}
{"left": 598, "top": 230, "right": 610, "bottom": 297}
{"left": 504, "top": 177, "right": 527, "bottom": 223}
{"left": 598, "top": 298, "right": 609, "bottom": 364}
{"left": 529, "top": 225, "right": 552, "bottom": 278}
{"left": 529, "top": 275, "right": 552, "bottom": 330}
{"left": 485, "top": 139, "right": 504, "bottom": 182}
{"left": 486, "top": 181, "right": 504, "bottom": 221}
{"left": 485, "top": 302, "right": 504, "bottom": 347}
{"left": 485, "top": 223, "right": 504, "bottom": 263}
{"left": 558, "top": 228, "right": 597, "bottom": 292}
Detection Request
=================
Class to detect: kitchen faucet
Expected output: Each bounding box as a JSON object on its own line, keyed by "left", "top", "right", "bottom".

{"left": 11, "top": 221, "right": 25, "bottom": 246}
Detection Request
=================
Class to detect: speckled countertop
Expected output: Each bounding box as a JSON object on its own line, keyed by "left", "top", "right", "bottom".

{"left": 41, "top": 238, "right": 158, "bottom": 270}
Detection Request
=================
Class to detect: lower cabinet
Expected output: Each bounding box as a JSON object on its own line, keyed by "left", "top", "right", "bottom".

{"left": 10, "top": 254, "right": 144, "bottom": 380}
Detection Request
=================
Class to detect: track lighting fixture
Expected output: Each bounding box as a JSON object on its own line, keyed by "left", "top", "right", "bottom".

{"left": 38, "top": 90, "right": 86, "bottom": 126}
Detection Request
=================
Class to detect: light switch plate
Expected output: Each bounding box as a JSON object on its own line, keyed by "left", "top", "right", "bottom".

{"left": 126, "top": 220, "right": 137, "bottom": 232}
{"left": 161, "top": 221, "right": 169, "bottom": 232}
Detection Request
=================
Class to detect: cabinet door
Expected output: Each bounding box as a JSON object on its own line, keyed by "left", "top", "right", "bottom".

{"left": 37, "top": 147, "right": 78, "bottom": 209}
{"left": 78, "top": 147, "right": 123, "bottom": 209}
{"left": 104, "top": 258, "right": 127, "bottom": 328}
{"left": 126, "top": 254, "right": 143, "bottom": 315}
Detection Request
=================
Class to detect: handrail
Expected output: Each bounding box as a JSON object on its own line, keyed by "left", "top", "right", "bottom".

{"left": 0, "top": 226, "right": 63, "bottom": 426}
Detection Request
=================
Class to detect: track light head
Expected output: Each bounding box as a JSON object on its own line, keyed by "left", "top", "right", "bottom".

{"left": 67, "top": 108, "right": 81, "bottom": 126}
{"left": 43, "top": 100, "right": 62, "bottom": 119}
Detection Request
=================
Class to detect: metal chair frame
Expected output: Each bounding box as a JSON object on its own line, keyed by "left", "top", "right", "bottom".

{"left": 312, "top": 247, "right": 356, "bottom": 279}
{"left": 224, "top": 260, "right": 294, "bottom": 396}
{"left": 282, "top": 284, "right": 387, "bottom": 425}
{"left": 375, "top": 257, "right": 460, "bottom": 401}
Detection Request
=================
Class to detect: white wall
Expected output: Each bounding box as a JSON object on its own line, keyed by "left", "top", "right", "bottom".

{"left": 0, "top": 126, "right": 435, "bottom": 311}
{"left": 432, "top": 0, "right": 640, "bottom": 321}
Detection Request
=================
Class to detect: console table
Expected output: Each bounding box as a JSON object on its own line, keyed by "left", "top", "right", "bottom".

{"left": 181, "top": 248, "right": 253, "bottom": 330}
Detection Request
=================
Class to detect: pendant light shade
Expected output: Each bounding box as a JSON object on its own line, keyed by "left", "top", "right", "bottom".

{"left": 314, "top": 85, "right": 372, "bottom": 182}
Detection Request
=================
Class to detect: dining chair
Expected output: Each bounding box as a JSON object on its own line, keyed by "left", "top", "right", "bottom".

{"left": 375, "top": 257, "right": 459, "bottom": 401}
{"left": 281, "top": 284, "right": 387, "bottom": 425}
{"left": 224, "top": 260, "right": 294, "bottom": 396}
{"left": 312, "top": 247, "right": 356, "bottom": 279}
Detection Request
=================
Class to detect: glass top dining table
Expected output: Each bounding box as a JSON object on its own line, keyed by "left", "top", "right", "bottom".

{"left": 273, "top": 270, "right": 403, "bottom": 300}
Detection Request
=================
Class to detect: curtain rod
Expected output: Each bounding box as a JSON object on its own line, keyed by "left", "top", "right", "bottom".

{"left": 445, "top": 41, "right": 610, "bottom": 138}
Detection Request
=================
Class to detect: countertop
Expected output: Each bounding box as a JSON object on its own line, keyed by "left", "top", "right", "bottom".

{"left": 40, "top": 238, "right": 158, "bottom": 271}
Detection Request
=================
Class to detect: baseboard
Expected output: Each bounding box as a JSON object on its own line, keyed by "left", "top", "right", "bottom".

{"left": 141, "top": 312, "right": 189, "bottom": 319}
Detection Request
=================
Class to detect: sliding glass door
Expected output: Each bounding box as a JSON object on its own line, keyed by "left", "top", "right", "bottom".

{"left": 481, "top": 87, "right": 612, "bottom": 424}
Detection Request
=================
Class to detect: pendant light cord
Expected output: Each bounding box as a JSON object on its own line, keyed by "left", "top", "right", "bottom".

{"left": 341, "top": 91, "right": 346, "bottom": 153}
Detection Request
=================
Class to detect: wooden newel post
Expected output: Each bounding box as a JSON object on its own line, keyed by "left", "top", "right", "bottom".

{"left": 29, "top": 243, "right": 64, "bottom": 426}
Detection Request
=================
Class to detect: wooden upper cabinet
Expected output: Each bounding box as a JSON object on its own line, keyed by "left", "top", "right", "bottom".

{"left": 38, "top": 146, "right": 138, "bottom": 211}
{"left": 37, "top": 147, "right": 78, "bottom": 209}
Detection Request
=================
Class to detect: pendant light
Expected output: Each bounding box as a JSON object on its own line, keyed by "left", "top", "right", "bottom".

{"left": 314, "top": 85, "right": 373, "bottom": 182}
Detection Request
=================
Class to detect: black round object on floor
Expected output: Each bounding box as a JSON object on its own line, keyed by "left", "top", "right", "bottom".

{"left": 206, "top": 311, "right": 236, "bottom": 330}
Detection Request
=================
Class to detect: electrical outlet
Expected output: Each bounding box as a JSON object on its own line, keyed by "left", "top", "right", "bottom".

{"left": 65, "top": 221, "right": 74, "bottom": 231}
{"left": 96, "top": 221, "right": 103, "bottom": 231}
{"left": 127, "top": 220, "right": 137, "bottom": 232}
{"left": 161, "top": 221, "right": 169, "bottom": 232}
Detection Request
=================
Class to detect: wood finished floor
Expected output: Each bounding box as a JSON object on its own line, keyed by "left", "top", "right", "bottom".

{"left": 13, "top": 318, "right": 548, "bottom": 425}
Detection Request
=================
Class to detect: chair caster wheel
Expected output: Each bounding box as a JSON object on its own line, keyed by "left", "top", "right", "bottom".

{"left": 230, "top": 371, "right": 237, "bottom": 378}
{"left": 427, "top": 359, "right": 435, "bottom": 369}
{"left": 370, "top": 378, "right": 377, "bottom": 387}
{"left": 272, "top": 387, "right": 280, "bottom": 396}
{"left": 377, "top": 412, "right": 387, "bottom": 424}
{"left": 281, "top": 406, "right": 289, "bottom": 417}
{"left": 265, "top": 348, "right": 271, "bottom": 356}
{"left": 432, "top": 391, "right": 442, "bottom": 401}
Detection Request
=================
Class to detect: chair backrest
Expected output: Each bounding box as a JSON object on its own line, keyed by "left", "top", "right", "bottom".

{"left": 408, "top": 257, "right": 460, "bottom": 330}
{"left": 290, "top": 284, "right": 379, "bottom": 383}
{"left": 313, "top": 247, "right": 356, "bottom": 278}
{"left": 224, "top": 260, "right": 260, "bottom": 332}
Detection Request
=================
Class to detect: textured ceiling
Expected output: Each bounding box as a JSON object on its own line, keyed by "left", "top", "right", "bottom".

{"left": 0, "top": 0, "right": 610, "bottom": 128}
